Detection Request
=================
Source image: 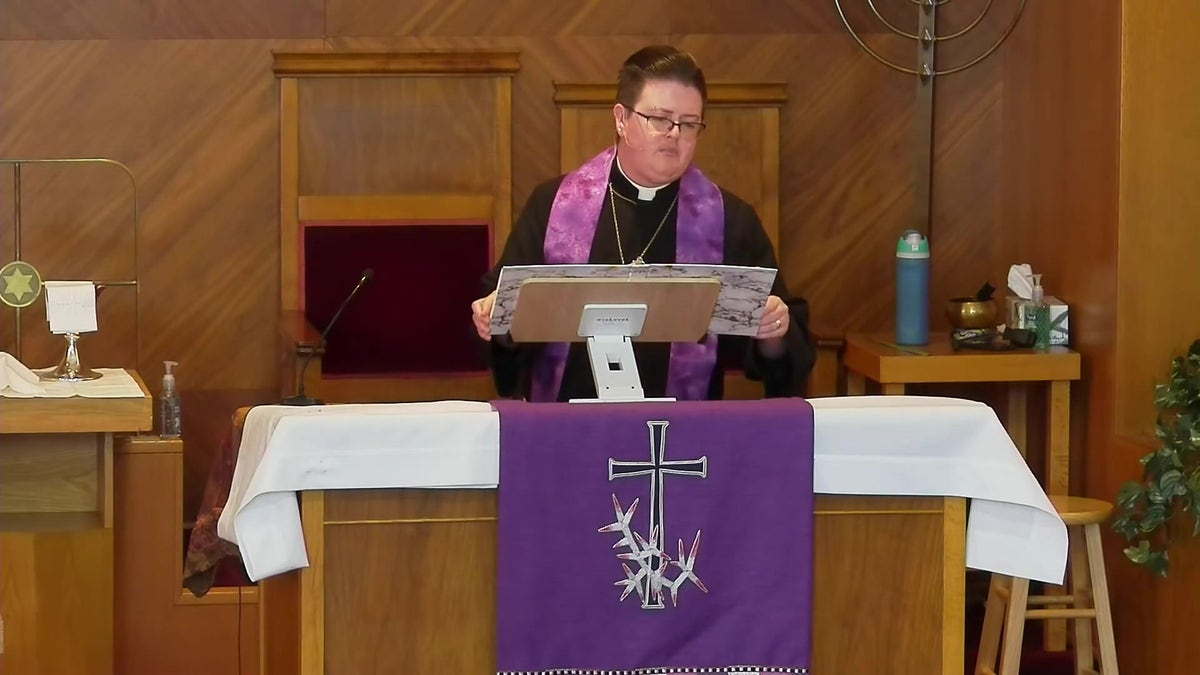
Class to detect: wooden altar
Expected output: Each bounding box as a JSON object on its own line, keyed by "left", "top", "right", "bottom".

{"left": 260, "top": 489, "right": 965, "bottom": 675}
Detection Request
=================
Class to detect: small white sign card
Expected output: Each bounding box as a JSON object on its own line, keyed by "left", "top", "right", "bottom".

{"left": 44, "top": 281, "right": 98, "bottom": 334}
{"left": 491, "top": 263, "right": 778, "bottom": 337}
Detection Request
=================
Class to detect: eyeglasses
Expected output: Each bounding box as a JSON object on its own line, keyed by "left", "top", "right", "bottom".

{"left": 630, "top": 110, "right": 706, "bottom": 138}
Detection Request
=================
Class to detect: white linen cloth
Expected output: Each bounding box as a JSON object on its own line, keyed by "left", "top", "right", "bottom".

{"left": 0, "top": 351, "right": 44, "bottom": 396}
{"left": 0, "top": 364, "right": 143, "bottom": 398}
{"left": 218, "top": 396, "right": 1066, "bottom": 585}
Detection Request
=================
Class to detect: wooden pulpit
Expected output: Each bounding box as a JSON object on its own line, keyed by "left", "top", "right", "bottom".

{"left": 0, "top": 372, "right": 151, "bottom": 675}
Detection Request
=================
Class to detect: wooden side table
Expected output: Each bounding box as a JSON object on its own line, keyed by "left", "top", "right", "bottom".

{"left": 843, "top": 333, "right": 1080, "bottom": 495}
{"left": 843, "top": 333, "right": 1082, "bottom": 652}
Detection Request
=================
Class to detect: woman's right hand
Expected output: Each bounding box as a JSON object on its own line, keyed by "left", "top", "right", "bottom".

{"left": 471, "top": 291, "right": 497, "bottom": 341}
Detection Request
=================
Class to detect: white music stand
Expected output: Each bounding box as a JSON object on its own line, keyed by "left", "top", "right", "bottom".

{"left": 507, "top": 277, "right": 722, "bottom": 403}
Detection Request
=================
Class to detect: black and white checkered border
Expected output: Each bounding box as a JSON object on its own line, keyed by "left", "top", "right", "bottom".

{"left": 492, "top": 662, "right": 811, "bottom": 667}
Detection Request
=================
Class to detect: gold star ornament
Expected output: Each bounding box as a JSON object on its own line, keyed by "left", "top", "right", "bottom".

{"left": 0, "top": 260, "right": 43, "bottom": 308}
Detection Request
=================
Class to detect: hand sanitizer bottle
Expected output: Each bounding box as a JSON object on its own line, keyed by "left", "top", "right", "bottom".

{"left": 160, "top": 360, "right": 182, "bottom": 439}
{"left": 1028, "top": 275, "right": 1051, "bottom": 352}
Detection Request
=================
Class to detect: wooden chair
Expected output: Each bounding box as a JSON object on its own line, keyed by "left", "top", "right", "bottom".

{"left": 975, "top": 496, "right": 1119, "bottom": 675}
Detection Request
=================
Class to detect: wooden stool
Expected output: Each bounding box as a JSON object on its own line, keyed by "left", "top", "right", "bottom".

{"left": 974, "top": 496, "right": 1119, "bottom": 675}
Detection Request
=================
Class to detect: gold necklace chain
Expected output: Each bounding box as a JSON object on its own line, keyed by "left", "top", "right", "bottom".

{"left": 609, "top": 185, "right": 678, "bottom": 265}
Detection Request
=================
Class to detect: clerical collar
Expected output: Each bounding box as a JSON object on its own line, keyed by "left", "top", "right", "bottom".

{"left": 615, "top": 158, "right": 669, "bottom": 201}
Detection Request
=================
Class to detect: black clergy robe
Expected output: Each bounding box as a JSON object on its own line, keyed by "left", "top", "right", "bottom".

{"left": 482, "top": 161, "right": 815, "bottom": 401}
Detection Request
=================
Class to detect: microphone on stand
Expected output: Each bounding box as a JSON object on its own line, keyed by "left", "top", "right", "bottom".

{"left": 282, "top": 268, "right": 375, "bottom": 406}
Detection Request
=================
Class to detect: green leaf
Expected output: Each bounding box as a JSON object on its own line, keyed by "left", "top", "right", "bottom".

{"left": 1144, "top": 451, "right": 1174, "bottom": 480}
{"left": 1123, "top": 542, "right": 1171, "bottom": 577}
{"left": 1159, "top": 469, "right": 1186, "bottom": 497}
{"left": 1141, "top": 504, "right": 1168, "bottom": 531}
{"left": 1116, "top": 340, "right": 1200, "bottom": 579}
{"left": 1148, "top": 550, "right": 1170, "bottom": 577}
{"left": 1124, "top": 540, "right": 1151, "bottom": 563}
{"left": 1188, "top": 339, "right": 1200, "bottom": 359}
{"left": 1116, "top": 482, "right": 1146, "bottom": 509}
{"left": 1112, "top": 515, "right": 1141, "bottom": 540}
{"left": 1147, "top": 483, "right": 1166, "bottom": 505}
{"left": 1188, "top": 470, "right": 1200, "bottom": 493}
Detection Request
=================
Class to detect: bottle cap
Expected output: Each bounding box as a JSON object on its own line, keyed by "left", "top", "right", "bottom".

{"left": 896, "top": 230, "right": 929, "bottom": 259}
{"left": 163, "top": 360, "right": 177, "bottom": 388}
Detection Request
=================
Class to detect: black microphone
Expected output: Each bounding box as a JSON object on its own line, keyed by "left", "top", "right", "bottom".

{"left": 282, "top": 268, "right": 374, "bottom": 406}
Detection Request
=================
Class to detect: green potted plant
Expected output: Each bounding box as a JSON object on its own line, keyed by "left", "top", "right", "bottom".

{"left": 1113, "top": 339, "right": 1200, "bottom": 577}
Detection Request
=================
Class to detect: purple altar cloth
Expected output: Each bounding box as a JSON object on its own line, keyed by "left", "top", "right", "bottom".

{"left": 494, "top": 398, "right": 814, "bottom": 675}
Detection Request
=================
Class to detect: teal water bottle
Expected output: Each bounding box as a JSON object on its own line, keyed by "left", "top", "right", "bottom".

{"left": 895, "top": 230, "right": 930, "bottom": 345}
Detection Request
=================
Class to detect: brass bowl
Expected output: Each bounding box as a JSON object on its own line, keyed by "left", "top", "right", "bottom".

{"left": 945, "top": 298, "right": 998, "bottom": 329}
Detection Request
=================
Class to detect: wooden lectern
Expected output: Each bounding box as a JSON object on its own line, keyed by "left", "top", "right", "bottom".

{"left": 0, "top": 372, "right": 152, "bottom": 675}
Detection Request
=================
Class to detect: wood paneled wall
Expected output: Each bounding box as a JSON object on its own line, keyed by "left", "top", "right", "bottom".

{"left": 9, "top": 0, "right": 1194, "bottom": 669}
{"left": 1110, "top": 2, "right": 1200, "bottom": 671}
{"left": 0, "top": 2, "right": 1039, "bottom": 519}
{"left": 998, "top": 0, "right": 1200, "bottom": 670}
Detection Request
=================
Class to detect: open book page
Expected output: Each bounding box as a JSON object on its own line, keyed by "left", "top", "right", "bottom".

{"left": 0, "top": 368, "right": 143, "bottom": 398}
{"left": 491, "top": 263, "right": 777, "bottom": 337}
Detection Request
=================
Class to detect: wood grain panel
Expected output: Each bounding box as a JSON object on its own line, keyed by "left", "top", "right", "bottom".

{"left": 324, "top": 519, "right": 497, "bottom": 675}
{"left": 327, "top": 0, "right": 672, "bottom": 38}
{"left": 326, "top": 0, "right": 919, "bottom": 38}
{"left": 1108, "top": 1, "right": 1200, "bottom": 671}
{"left": 311, "top": 373, "right": 496, "bottom": 405}
{"left": 1113, "top": 0, "right": 1200, "bottom": 438}
{"left": 297, "top": 194, "right": 494, "bottom": 221}
{"left": 297, "top": 77, "right": 500, "bottom": 195}
{"left": 813, "top": 496, "right": 956, "bottom": 673}
{"left": 268, "top": 490, "right": 962, "bottom": 675}
{"left": 668, "top": 0, "right": 879, "bottom": 35}
{"left": 674, "top": 34, "right": 913, "bottom": 333}
{"left": 0, "top": 434, "right": 100, "bottom": 514}
{"left": 0, "top": 528, "right": 113, "bottom": 675}
{"left": 0, "top": 38, "right": 322, "bottom": 393}
{"left": 999, "top": 0, "right": 1121, "bottom": 495}
{"left": 324, "top": 488, "right": 495, "bottom": 522}
{"left": 275, "top": 49, "right": 519, "bottom": 75}
{"left": 929, "top": 52, "right": 1003, "bottom": 324}
{"left": 0, "top": 0, "right": 324, "bottom": 40}
{"left": 114, "top": 437, "right": 254, "bottom": 675}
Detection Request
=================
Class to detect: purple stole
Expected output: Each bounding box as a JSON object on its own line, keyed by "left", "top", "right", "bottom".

{"left": 531, "top": 145, "right": 724, "bottom": 402}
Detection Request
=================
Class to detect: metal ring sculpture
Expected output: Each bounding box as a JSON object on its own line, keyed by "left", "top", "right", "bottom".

{"left": 834, "top": 0, "right": 1027, "bottom": 77}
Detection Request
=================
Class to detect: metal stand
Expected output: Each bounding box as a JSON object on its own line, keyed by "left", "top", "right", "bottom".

{"left": 570, "top": 303, "right": 674, "bottom": 404}
{"left": 833, "top": 0, "right": 1028, "bottom": 240}
{"left": 44, "top": 332, "right": 102, "bottom": 382}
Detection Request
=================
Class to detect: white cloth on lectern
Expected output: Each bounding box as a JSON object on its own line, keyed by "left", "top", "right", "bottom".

{"left": 0, "top": 351, "right": 44, "bottom": 396}
{"left": 216, "top": 400, "right": 499, "bottom": 582}
{"left": 809, "top": 396, "right": 1067, "bottom": 584}
{"left": 219, "top": 395, "right": 1066, "bottom": 586}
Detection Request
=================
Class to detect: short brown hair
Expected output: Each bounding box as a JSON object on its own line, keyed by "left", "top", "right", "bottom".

{"left": 615, "top": 45, "right": 708, "bottom": 110}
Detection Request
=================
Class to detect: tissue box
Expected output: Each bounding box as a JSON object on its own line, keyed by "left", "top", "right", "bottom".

{"left": 1006, "top": 295, "right": 1070, "bottom": 346}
